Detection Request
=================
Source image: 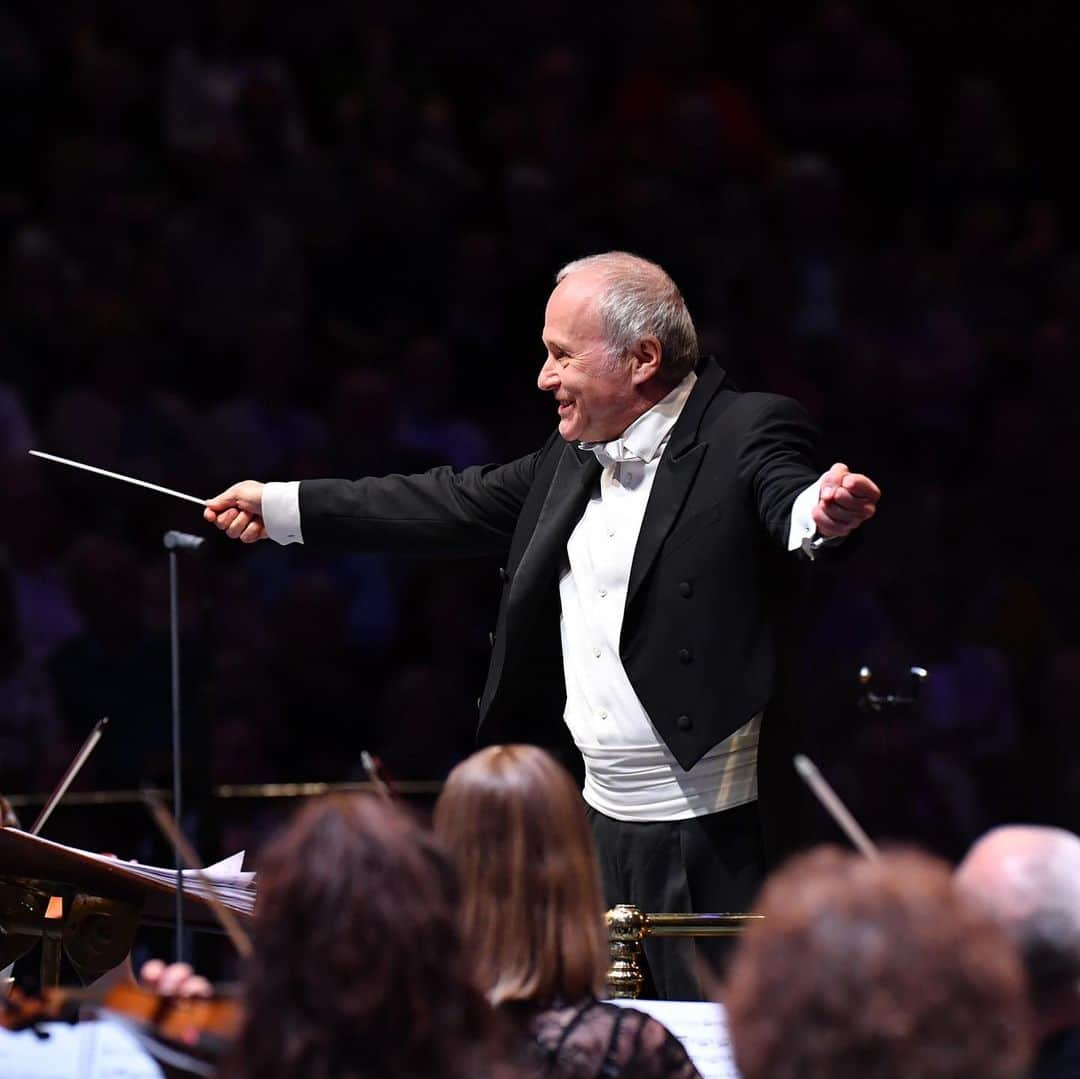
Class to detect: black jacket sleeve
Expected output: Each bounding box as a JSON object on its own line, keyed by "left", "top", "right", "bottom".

{"left": 735, "top": 394, "right": 822, "bottom": 551}
{"left": 296, "top": 435, "right": 556, "bottom": 557}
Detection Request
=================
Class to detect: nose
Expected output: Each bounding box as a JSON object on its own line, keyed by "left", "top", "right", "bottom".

{"left": 537, "top": 356, "right": 559, "bottom": 391}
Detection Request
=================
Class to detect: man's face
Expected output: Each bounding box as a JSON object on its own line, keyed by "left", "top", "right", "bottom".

{"left": 538, "top": 271, "right": 638, "bottom": 443}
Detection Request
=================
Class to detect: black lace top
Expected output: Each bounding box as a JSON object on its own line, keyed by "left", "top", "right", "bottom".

{"left": 506, "top": 998, "right": 702, "bottom": 1079}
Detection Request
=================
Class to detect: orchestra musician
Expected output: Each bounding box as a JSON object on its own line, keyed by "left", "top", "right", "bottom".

{"left": 140, "top": 794, "right": 505, "bottom": 1078}
{"left": 136, "top": 754, "right": 703, "bottom": 1077}
{"left": 434, "top": 744, "right": 701, "bottom": 1078}
{"left": 957, "top": 826, "right": 1080, "bottom": 1079}
{"left": 724, "top": 846, "right": 1031, "bottom": 1079}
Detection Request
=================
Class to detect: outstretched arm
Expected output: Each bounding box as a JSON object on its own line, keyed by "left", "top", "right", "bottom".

{"left": 735, "top": 396, "right": 880, "bottom": 552}
{"left": 204, "top": 438, "right": 554, "bottom": 558}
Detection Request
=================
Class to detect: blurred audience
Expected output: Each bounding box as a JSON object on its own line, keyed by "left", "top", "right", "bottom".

{"left": 0, "top": 459, "right": 83, "bottom": 665}
{"left": 0, "top": 559, "right": 64, "bottom": 792}
{"left": 0, "top": 380, "right": 34, "bottom": 457}
{"left": 394, "top": 335, "right": 495, "bottom": 471}
{"left": 49, "top": 534, "right": 179, "bottom": 786}
{"left": 198, "top": 312, "right": 325, "bottom": 492}
{"left": 0, "top": 1, "right": 1075, "bottom": 880}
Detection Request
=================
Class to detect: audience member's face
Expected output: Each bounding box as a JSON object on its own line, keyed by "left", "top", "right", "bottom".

{"left": 400, "top": 336, "right": 453, "bottom": 412}
{"left": 332, "top": 369, "right": 395, "bottom": 439}
{"left": 538, "top": 272, "right": 638, "bottom": 443}
{"left": 0, "top": 463, "right": 60, "bottom": 563}
{"left": 70, "top": 542, "right": 144, "bottom": 638}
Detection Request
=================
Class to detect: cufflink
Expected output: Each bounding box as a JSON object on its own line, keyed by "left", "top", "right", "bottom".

{"left": 801, "top": 535, "right": 826, "bottom": 561}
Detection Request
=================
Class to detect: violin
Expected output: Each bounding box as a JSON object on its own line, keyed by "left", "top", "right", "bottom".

{"left": 2, "top": 981, "right": 243, "bottom": 1071}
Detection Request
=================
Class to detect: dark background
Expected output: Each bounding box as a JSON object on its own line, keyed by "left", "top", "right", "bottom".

{"left": 2, "top": 0, "right": 1078, "bottom": 891}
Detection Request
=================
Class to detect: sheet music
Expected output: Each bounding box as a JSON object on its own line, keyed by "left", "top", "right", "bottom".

{"left": 607, "top": 999, "right": 740, "bottom": 1079}
{"left": 203, "top": 852, "right": 245, "bottom": 877}
{"left": 0, "top": 1020, "right": 164, "bottom": 1079}
{"left": 5, "top": 831, "right": 256, "bottom": 914}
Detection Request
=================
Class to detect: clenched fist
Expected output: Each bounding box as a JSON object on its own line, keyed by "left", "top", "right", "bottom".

{"left": 204, "top": 480, "right": 267, "bottom": 543}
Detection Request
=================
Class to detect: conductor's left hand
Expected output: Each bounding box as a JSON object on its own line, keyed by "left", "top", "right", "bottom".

{"left": 812, "top": 463, "right": 880, "bottom": 539}
{"left": 204, "top": 480, "right": 267, "bottom": 543}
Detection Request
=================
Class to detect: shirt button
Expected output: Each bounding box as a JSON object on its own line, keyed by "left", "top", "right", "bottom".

{"left": 677, "top": 714, "right": 692, "bottom": 731}
{"left": 593, "top": 647, "right": 602, "bottom": 658}
{"left": 607, "top": 529, "right": 615, "bottom": 537}
{"left": 598, "top": 589, "right": 607, "bottom": 598}
{"left": 678, "top": 648, "right": 692, "bottom": 664}
{"left": 498, "top": 566, "right": 509, "bottom": 581}
{"left": 598, "top": 709, "right": 608, "bottom": 720}
{"left": 679, "top": 580, "right": 693, "bottom": 598}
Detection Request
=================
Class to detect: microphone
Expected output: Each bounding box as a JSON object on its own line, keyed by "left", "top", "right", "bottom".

{"left": 163, "top": 530, "right": 205, "bottom": 551}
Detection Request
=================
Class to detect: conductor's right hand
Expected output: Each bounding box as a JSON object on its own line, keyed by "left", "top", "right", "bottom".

{"left": 204, "top": 481, "right": 267, "bottom": 543}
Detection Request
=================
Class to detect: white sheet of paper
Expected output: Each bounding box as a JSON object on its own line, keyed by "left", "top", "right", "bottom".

{"left": 199, "top": 851, "right": 248, "bottom": 879}
{"left": 0, "top": 1020, "right": 165, "bottom": 1079}
{"left": 5, "top": 831, "right": 256, "bottom": 914}
{"left": 607, "top": 999, "right": 740, "bottom": 1079}
{"left": 11, "top": 832, "right": 254, "bottom": 886}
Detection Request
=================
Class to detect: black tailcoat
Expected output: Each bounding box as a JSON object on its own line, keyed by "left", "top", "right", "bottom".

{"left": 300, "top": 359, "right": 822, "bottom": 856}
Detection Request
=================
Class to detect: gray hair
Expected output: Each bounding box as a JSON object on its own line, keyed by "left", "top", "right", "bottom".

{"left": 959, "top": 826, "right": 1080, "bottom": 1005}
{"left": 556, "top": 252, "right": 699, "bottom": 382}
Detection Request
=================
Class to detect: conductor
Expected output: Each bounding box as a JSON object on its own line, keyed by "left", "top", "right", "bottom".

{"left": 206, "top": 252, "right": 880, "bottom": 998}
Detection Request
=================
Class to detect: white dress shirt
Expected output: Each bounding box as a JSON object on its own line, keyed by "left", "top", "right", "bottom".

{"left": 262, "top": 375, "right": 822, "bottom": 821}
{"left": 563, "top": 372, "right": 808, "bottom": 821}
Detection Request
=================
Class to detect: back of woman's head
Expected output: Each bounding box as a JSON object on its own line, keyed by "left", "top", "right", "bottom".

{"left": 726, "top": 847, "right": 1031, "bottom": 1079}
{"left": 238, "top": 794, "right": 490, "bottom": 1079}
{"left": 433, "top": 745, "right": 608, "bottom": 1006}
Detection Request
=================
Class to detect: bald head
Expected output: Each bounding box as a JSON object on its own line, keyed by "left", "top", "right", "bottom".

{"left": 958, "top": 825, "right": 1080, "bottom": 1013}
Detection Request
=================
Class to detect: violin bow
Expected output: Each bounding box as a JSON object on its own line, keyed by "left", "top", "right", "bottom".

{"left": 30, "top": 717, "right": 109, "bottom": 836}
{"left": 141, "top": 790, "right": 254, "bottom": 959}
{"left": 360, "top": 750, "right": 393, "bottom": 800}
{"left": 793, "top": 754, "right": 880, "bottom": 860}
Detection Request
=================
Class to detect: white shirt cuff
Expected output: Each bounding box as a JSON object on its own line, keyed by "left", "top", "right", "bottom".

{"left": 262, "top": 481, "right": 304, "bottom": 545}
{"left": 788, "top": 478, "right": 824, "bottom": 558}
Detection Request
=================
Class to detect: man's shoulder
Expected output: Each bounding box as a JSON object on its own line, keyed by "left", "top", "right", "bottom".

{"left": 700, "top": 385, "right": 814, "bottom": 430}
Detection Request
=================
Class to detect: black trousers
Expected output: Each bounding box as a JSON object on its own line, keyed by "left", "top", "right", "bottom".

{"left": 588, "top": 800, "right": 765, "bottom": 1001}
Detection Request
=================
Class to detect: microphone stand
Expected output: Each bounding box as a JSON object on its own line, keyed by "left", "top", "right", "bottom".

{"left": 163, "top": 530, "right": 205, "bottom": 963}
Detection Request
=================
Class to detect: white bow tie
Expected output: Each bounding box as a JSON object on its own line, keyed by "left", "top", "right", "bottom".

{"left": 583, "top": 439, "right": 644, "bottom": 469}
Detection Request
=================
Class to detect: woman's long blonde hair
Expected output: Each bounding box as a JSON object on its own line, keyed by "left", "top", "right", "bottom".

{"left": 433, "top": 745, "right": 609, "bottom": 1006}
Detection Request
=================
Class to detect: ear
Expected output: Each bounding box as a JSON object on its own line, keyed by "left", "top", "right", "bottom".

{"left": 629, "top": 336, "right": 663, "bottom": 385}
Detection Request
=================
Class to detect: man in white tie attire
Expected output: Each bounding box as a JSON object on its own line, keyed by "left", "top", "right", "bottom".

{"left": 205, "top": 252, "right": 880, "bottom": 998}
